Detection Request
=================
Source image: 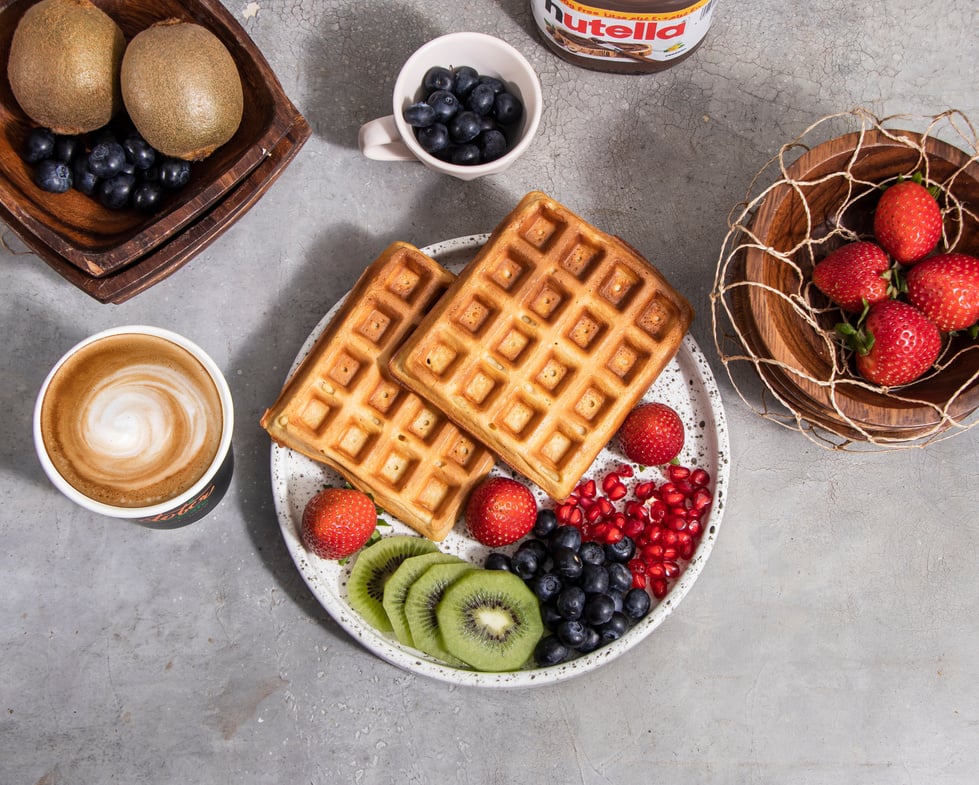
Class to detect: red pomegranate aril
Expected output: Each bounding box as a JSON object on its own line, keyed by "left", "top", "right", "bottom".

{"left": 601, "top": 472, "right": 620, "bottom": 492}
{"left": 576, "top": 479, "right": 596, "bottom": 499}
{"left": 629, "top": 557, "right": 647, "bottom": 575}
{"left": 634, "top": 481, "right": 656, "bottom": 500}
{"left": 624, "top": 517, "right": 645, "bottom": 538}
{"left": 692, "top": 488, "right": 713, "bottom": 511}
{"left": 616, "top": 464, "right": 634, "bottom": 478}
{"left": 651, "top": 579, "right": 669, "bottom": 598}
{"left": 585, "top": 503, "right": 603, "bottom": 523}
{"left": 605, "top": 526, "right": 624, "bottom": 544}
{"left": 679, "top": 542, "right": 695, "bottom": 560}
{"left": 648, "top": 500, "right": 666, "bottom": 521}
{"left": 568, "top": 507, "right": 584, "bottom": 526}
{"left": 597, "top": 497, "right": 615, "bottom": 517}
{"left": 662, "top": 561, "right": 680, "bottom": 579}
{"left": 647, "top": 562, "right": 666, "bottom": 578}
{"left": 668, "top": 465, "right": 690, "bottom": 482}
{"left": 632, "top": 572, "right": 647, "bottom": 589}
{"left": 662, "top": 546, "right": 679, "bottom": 561}
{"left": 667, "top": 514, "right": 687, "bottom": 532}
{"left": 662, "top": 530, "right": 678, "bottom": 546}
{"left": 606, "top": 482, "right": 627, "bottom": 501}
{"left": 663, "top": 490, "right": 686, "bottom": 507}
{"left": 690, "top": 468, "right": 710, "bottom": 487}
{"left": 642, "top": 543, "right": 664, "bottom": 561}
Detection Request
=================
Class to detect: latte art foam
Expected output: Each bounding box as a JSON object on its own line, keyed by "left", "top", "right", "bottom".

{"left": 40, "top": 334, "right": 224, "bottom": 508}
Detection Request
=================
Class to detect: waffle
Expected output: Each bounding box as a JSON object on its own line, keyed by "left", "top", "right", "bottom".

{"left": 261, "top": 242, "right": 496, "bottom": 541}
{"left": 388, "top": 191, "right": 694, "bottom": 500}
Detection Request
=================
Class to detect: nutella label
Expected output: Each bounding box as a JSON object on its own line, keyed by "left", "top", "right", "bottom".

{"left": 531, "top": 0, "right": 716, "bottom": 64}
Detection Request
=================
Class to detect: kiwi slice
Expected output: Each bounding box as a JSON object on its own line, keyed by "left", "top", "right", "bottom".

{"left": 383, "top": 552, "right": 464, "bottom": 647}
{"left": 347, "top": 535, "right": 438, "bottom": 632}
{"left": 405, "top": 562, "right": 474, "bottom": 666}
{"left": 436, "top": 570, "right": 544, "bottom": 672}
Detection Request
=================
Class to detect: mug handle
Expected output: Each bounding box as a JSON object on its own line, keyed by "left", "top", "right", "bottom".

{"left": 358, "top": 115, "right": 416, "bottom": 161}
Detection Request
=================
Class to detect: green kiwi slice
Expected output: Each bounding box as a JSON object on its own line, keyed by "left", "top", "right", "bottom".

{"left": 436, "top": 570, "right": 544, "bottom": 672}
{"left": 405, "top": 562, "right": 474, "bottom": 666}
{"left": 383, "top": 552, "right": 465, "bottom": 647}
{"left": 347, "top": 535, "right": 438, "bottom": 632}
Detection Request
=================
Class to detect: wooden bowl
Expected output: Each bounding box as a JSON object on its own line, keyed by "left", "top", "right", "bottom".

{"left": 733, "top": 127, "right": 979, "bottom": 440}
{"left": 0, "top": 0, "right": 309, "bottom": 283}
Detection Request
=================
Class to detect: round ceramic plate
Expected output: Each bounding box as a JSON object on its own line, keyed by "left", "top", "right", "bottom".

{"left": 270, "top": 235, "right": 730, "bottom": 687}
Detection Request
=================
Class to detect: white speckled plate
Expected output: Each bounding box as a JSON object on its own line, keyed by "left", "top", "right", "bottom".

{"left": 270, "top": 235, "right": 730, "bottom": 687}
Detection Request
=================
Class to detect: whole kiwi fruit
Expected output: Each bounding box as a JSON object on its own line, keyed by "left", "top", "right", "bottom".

{"left": 7, "top": 0, "right": 125, "bottom": 134}
{"left": 121, "top": 20, "right": 244, "bottom": 161}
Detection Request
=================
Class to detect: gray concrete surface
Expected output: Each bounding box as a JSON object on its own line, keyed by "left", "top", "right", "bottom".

{"left": 3, "top": 1, "right": 978, "bottom": 783}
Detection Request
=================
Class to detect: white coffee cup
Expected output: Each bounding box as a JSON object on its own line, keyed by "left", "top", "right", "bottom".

{"left": 358, "top": 32, "right": 543, "bottom": 181}
{"left": 33, "top": 325, "right": 235, "bottom": 528}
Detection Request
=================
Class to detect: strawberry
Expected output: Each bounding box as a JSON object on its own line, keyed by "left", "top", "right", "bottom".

{"left": 465, "top": 476, "right": 537, "bottom": 547}
{"left": 838, "top": 300, "right": 941, "bottom": 387}
{"left": 906, "top": 252, "right": 979, "bottom": 332}
{"left": 617, "top": 402, "right": 685, "bottom": 466}
{"left": 872, "top": 176, "right": 943, "bottom": 265}
{"left": 811, "top": 241, "right": 895, "bottom": 312}
{"left": 301, "top": 487, "right": 378, "bottom": 560}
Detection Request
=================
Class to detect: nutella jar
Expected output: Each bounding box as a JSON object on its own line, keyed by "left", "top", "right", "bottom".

{"left": 530, "top": 0, "right": 717, "bottom": 74}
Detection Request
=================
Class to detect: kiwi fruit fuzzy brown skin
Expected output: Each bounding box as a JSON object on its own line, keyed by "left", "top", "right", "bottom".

{"left": 121, "top": 20, "right": 244, "bottom": 161}
{"left": 7, "top": 0, "right": 125, "bottom": 135}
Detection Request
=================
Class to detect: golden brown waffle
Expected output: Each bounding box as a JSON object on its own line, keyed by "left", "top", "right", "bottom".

{"left": 261, "top": 242, "right": 496, "bottom": 541}
{"left": 389, "top": 192, "right": 694, "bottom": 500}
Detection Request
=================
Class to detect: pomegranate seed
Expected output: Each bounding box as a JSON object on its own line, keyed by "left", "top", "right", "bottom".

{"left": 631, "top": 572, "right": 647, "bottom": 589}
{"left": 674, "top": 479, "right": 694, "bottom": 495}
{"left": 616, "top": 464, "right": 635, "bottom": 478}
{"left": 687, "top": 520, "right": 702, "bottom": 537}
{"left": 576, "top": 479, "right": 596, "bottom": 499}
{"left": 642, "top": 544, "right": 664, "bottom": 561}
{"left": 585, "top": 504, "right": 603, "bottom": 523}
{"left": 604, "top": 526, "right": 624, "bottom": 544}
{"left": 662, "top": 530, "right": 678, "bottom": 546}
{"left": 643, "top": 526, "right": 663, "bottom": 543}
{"left": 668, "top": 465, "right": 690, "bottom": 482}
{"left": 662, "top": 546, "right": 679, "bottom": 561}
{"left": 611, "top": 512, "right": 626, "bottom": 529}
{"left": 690, "top": 468, "right": 710, "bottom": 487}
{"left": 651, "top": 579, "right": 669, "bottom": 598}
{"left": 679, "top": 542, "right": 695, "bottom": 560}
{"left": 692, "top": 488, "right": 713, "bottom": 511}
{"left": 647, "top": 562, "right": 666, "bottom": 578}
{"left": 648, "top": 500, "right": 667, "bottom": 521}
{"left": 592, "top": 522, "right": 609, "bottom": 540}
{"left": 601, "top": 472, "right": 620, "bottom": 493}
{"left": 634, "top": 481, "right": 656, "bottom": 500}
{"left": 663, "top": 490, "right": 685, "bottom": 507}
{"left": 623, "top": 516, "right": 645, "bottom": 538}
{"left": 628, "top": 557, "right": 646, "bottom": 575}
{"left": 567, "top": 506, "right": 584, "bottom": 526}
{"left": 597, "top": 497, "right": 615, "bottom": 517}
{"left": 606, "top": 482, "right": 628, "bottom": 501}
{"left": 662, "top": 561, "right": 680, "bottom": 579}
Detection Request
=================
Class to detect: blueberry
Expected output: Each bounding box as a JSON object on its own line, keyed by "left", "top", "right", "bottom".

{"left": 532, "top": 572, "right": 562, "bottom": 604}
{"left": 87, "top": 141, "right": 126, "bottom": 178}
{"left": 549, "top": 525, "right": 582, "bottom": 553}
{"left": 53, "top": 135, "right": 79, "bottom": 163}
{"left": 623, "top": 587, "right": 652, "bottom": 620}
{"left": 477, "top": 129, "right": 508, "bottom": 162}
{"left": 452, "top": 65, "right": 479, "bottom": 98}
{"left": 608, "top": 590, "right": 625, "bottom": 614}
{"left": 517, "top": 538, "right": 548, "bottom": 563}
{"left": 98, "top": 173, "right": 135, "bottom": 210}
{"left": 534, "top": 635, "right": 569, "bottom": 667}
{"left": 33, "top": 159, "right": 72, "bottom": 193}
{"left": 551, "top": 546, "right": 583, "bottom": 581}
{"left": 492, "top": 92, "right": 523, "bottom": 126}
{"left": 448, "top": 111, "right": 482, "bottom": 144}
{"left": 532, "top": 509, "right": 558, "bottom": 539}
{"left": 598, "top": 612, "right": 630, "bottom": 643}
{"left": 510, "top": 547, "right": 539, "bottom": 580}
{"left": 577, "top": 626, "right": 603, "bottom": 653}
{"left": 426, "top": 89, "right": 459, "bottom": 123}
{"left": 132, "top": 180, "right": 164, "bottom": 212}
{"left": 466, "top": 83, "right": 496, "bottom": 116}
{"left": 403, "top": 101, "right": 437, "bottom": 128}
{"left": 447, "top": 143, "right": 480, "bottom": 166}
{"left": 22, "top": 127, "right": 55, "bottom": 163}
{"left": 158, "top": 158, "right": 191, "bottom": 189}
{"left": 479, "top": 75, "right": 506, "bottom": 94}
{"left": 578, "top": 541, "right": 606, "bottom": 566}
{"left": 479, "top": 114, "right": 500, "bottom": 133}
{"left": 71, "top": 156, "right": 99, "bottom": 195}
{"left": 484, "top": 552, "right": 512, "bottom": 572}
{"left": 416, "top": 123, "right": 449, "bottom": 155}
{"left": 584, "top": 593, "right": 616, "bottom": 626}
{"left": 123, "top": 135, "right": 156, "bottom": 170}
{"left": 555, "top": 585, "right": 586, "bottom": 621}
{"left": 422, "top": 66, "right": 454, "bottom": 95}
{"left": 580, "top": 564, "right": 609, "bottom": 595}
{"left": 607, "top": 561, "right": 633, "bottom": 593}
{"left": 540, "top": 602, "right": 563, "bottom": 630}
{"left": 556, "top": 619, "right": 588, "bottom": 648}
{"left": 604, "top": 536, "right": 636, "bottom": 563}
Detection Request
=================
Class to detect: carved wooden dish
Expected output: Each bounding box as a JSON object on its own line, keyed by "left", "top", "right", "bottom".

{"left": 733, "top": 128, "right": 979, "bottom": 440}
{"left": 0, "top": 0, "right": 309, "bottom": 298}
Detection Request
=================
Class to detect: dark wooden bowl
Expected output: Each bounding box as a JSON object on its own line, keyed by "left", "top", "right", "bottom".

{"left": 0, "top": 0, "right": 308, "bottom": 282}
{"left": 734, "top": 129, "right": 979, "bottom": 438}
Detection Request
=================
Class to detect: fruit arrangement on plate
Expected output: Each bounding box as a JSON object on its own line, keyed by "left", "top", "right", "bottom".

{"left": 265, "top": 195, "right": 729, "bottom": 686}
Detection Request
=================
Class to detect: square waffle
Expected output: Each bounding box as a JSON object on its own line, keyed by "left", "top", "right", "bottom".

{"left": 388, "top": 191, "right": 694, "bottom": 500}
{"left": 261, "top": 242, "right": 496, "bottom": 541}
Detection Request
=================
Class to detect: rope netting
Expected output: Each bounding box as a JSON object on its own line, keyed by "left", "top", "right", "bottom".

{"left": 711, "top": 108, "right": 979, "bottom": 450}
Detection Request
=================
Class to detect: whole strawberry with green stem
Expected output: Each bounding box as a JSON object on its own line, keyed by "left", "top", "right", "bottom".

{"left": 301, "top": 487, "right": 378, "bottom": 560}
{"left": 873, "top": 174, "right": 943, "bottom": 265}
{"left": 617, "top": 402, "right": 685, "bottom": 466}
{"left": 837, "top": 299, "right": 941, "bottom": 387}
{"left": 811, "top": 241, "right": 897, "bottom": 312}
{"left": 906, "top": 252, "right": 979, "bottom": 333}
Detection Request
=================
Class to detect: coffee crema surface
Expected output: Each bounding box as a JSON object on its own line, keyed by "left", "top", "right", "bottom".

{"left": 39, "top": 333, "right": 224, "bottom": 508}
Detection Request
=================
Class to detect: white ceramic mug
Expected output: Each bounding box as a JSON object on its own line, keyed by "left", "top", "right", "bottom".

{"left": 358, "top": 32, "right": 543, "bottom": 181}
{"left": 33, "top": 325, "right": 235, "bottom": 528}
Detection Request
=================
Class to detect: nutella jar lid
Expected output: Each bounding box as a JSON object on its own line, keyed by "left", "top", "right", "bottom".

{"left": 530, "top": 0, "right": 718, "bottom": 73}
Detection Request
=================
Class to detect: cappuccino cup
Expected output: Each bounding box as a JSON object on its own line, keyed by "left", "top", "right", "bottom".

{"left": 33, "top": 326, "right": 234, "bottom": 528}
